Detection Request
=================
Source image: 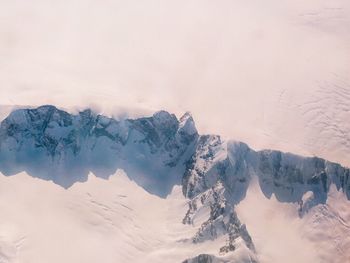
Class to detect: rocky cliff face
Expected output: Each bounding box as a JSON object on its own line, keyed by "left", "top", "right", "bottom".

{"left": 0, "top": 105, "right": 198, "bottom": 196}
{"left": 0, "top": 105, "right": 349, "bottom": 262}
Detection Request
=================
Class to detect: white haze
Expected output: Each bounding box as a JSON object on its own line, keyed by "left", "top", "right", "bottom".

{"left": 0, "top": 0, "right": 350, "bottom": 167}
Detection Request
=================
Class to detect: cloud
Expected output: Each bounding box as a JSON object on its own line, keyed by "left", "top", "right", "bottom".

{"left": 0, "top": 0, "right": 349, "bottom": 165}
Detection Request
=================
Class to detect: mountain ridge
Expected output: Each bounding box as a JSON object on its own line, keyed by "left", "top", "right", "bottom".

{"left": 0, "top": 105, "right": 349, "bottom": 263}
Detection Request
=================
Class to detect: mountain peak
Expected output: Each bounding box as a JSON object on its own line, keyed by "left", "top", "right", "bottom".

{"left": 178, "top": 111, "right": 197, "bottom": 136}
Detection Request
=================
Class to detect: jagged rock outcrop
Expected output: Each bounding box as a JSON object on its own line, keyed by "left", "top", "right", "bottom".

{"left": 182, "top": 254, "right": 226, "bottom": 263}
{"left": 0, "top": 105, "right": 198, "bottom": 196}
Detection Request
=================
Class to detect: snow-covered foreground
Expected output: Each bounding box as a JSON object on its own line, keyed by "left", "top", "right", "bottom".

{"left": 0, "top": 171, "right": 239, "bottom": 263}
{"left": 1, "top": 171, "right": 350, "bottom": 263}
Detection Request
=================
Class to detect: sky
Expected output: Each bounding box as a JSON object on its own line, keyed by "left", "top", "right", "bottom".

{"left": 0, "top": 0, "right": 350, "bottom": 166}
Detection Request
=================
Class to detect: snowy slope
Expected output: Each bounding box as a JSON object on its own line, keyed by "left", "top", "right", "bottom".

{"left": 1, "top": 170, "right": 349, "bottom": 262}
{"left": 0, "top": 171, "right": 252, "bottom": 263}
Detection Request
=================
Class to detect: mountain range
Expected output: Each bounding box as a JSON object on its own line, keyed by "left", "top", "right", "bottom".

{"left": 0, "top": 105, "right": 349, "bottom": 263}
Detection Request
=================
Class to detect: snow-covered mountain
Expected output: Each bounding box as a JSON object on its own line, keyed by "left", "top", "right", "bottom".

{"left": 0, "top": 105, "right": 349, "bottom": 263}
